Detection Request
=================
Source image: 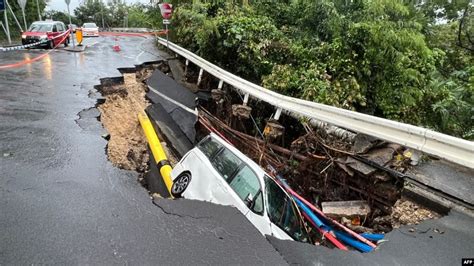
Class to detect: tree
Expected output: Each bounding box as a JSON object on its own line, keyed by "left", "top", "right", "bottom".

{"left": 0, "top": 0, "right": 48, "bottom": 39}
{"left": 44, "top": 10, "right": 79, "bottom": 25}
{"left": 74, "top": 0, "right": 107, "bottom": 26}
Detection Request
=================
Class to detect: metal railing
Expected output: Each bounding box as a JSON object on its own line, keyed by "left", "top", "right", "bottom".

{"left": 157, "top": 37, "right": 474, "bottom": 169}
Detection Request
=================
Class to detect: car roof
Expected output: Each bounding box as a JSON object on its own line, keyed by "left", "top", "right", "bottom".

{"left": 32, "top": 21, "right": 62, "bottom": 24}
{"left": 208, "top": 132, "right": 267, "bottom": 182}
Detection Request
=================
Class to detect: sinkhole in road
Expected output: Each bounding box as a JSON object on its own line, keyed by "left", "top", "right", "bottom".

{"left": 92, "top": 63, "right": 168, "bottom": 173}
{"left": 85, "top": 56, "right": 443, "bottom": 249}
{"left": 183, "top": 59, "right": 443, "bottom": 237}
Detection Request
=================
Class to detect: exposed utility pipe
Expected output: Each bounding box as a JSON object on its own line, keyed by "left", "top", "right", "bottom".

{"left": 138, "top": 112, "right": 174, "bottom": 197}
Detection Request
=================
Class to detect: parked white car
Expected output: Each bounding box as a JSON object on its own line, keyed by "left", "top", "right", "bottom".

{"left": 82, "top": 23, "right": 99, "bottom": 37}
{"left": 171, "top": 133, "right": 310, "bottom": 242}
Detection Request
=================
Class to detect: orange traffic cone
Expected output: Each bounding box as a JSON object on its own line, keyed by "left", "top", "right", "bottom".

{"left": 113, "top": 37, "right": 121, "bottom": 52}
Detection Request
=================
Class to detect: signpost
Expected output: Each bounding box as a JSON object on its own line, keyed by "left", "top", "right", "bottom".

{"left": 3, "top": 0, "right": 11, "bottom": 44}
{"left": 17, "top": 0, "right": 27, "bottom": 30}
{"left": 65, "top": 0, "right": 75, "bottom": 48}
{"left": 158, "top": 3, "right": 172, "bottom": 50}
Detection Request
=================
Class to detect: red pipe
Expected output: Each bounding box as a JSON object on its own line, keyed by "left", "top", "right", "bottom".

{"left": 301, "top": 212, "right": 348, "bottom": 250}
{"left": 287, "top": 187, "right": 377, "bottom": 248}
{"left": 198, "top": 117, "right": 233, "bottom": 145}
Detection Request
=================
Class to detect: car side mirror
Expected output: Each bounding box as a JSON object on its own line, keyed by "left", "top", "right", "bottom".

{"left": 244, "top": 193, "right": 254, "bottom": 208}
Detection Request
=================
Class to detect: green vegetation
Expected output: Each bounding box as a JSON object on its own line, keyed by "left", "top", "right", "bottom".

{"left": 73, "top": 0, "right": 163, "bottom": 28}
{"left": 170, "top": 1, "right": 473, "bottom": 139}
{"left": 0, "top": 0, "right": 47, "bottom": 40}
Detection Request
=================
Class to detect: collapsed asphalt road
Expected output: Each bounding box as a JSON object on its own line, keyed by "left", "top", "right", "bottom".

{"left": 0, "top": 36, "right": 286, "bottom": 264}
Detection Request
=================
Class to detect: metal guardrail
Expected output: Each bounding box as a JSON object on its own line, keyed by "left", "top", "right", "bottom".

{"left": 157, "top": 37, "right": 474, "bottom": 169}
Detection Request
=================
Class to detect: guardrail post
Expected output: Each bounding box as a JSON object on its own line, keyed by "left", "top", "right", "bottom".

{"left": 243, "top": 93, "right": 250, "bottom": 105}
{"left": 218, "top": 79, "right": 224, "bottom": 90}
{"left": 273, "top": 107, "right": 283, "bottom": 120}
{"left": 184, "top": 59, "right": 189, "bottom": 76}
{"left": 197, "top": 68, "right": 204, "bottom": 86}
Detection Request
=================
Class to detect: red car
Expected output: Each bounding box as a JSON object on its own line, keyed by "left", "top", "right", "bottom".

{"left": 21, "top": 21, "right": 70, "bottom": 49}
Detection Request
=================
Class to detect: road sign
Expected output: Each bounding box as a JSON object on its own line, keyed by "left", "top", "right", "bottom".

{"left": 0, "top": 0, "right": 5, "bottom": 11}
{"left": 17, "top": 0, "right": 26, "bottom": 9}
{"left": 159, "top": 3, "right": 172, "bottom": 20}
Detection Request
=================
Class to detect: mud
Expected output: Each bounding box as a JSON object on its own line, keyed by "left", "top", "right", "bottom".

{"left": 97, "top": 73, "right": 150, "bottom": 172}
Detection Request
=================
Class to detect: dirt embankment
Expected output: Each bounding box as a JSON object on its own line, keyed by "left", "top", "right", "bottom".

{"left": 98, "top": 73, "right": 149, "bottom": 172}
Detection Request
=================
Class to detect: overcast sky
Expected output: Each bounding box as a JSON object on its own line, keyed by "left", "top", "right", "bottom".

{"left": 46, "top": 0, "right": 150, "bottom": 13}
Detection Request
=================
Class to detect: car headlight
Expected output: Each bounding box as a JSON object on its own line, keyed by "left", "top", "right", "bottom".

{"left": 40, "top": 35, "right": 47, "bottom": 39}
{"left": 21, "top": 34, "right": 26, "bottom": 39}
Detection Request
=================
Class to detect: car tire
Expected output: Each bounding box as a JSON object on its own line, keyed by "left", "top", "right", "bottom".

{"left": 171, "top": 172, "right": 191, "bottom": 198}
{"left": 48, "top": 40, "right": 54, "bottom": 49}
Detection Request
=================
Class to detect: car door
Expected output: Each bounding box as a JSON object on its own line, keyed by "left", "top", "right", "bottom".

{"left": 226, "top": 167, "right": 272, "bottom": 235}
{"left": 264, "top": 176, "right": 310, "bottom": 242}
{"left": 51, "top": 24, "right": 59, "bottom": 45}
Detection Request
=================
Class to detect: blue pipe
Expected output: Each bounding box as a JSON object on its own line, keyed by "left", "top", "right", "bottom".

{"left": 293, "top": 197, "right": 325, "bottom": 228}
{"left": 333, "top": 231, "right": 374, "bottom": 253}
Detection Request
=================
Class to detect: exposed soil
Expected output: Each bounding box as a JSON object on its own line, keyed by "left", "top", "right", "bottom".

{"left": 97, "top": 73, "right": 150, "bottom": 172}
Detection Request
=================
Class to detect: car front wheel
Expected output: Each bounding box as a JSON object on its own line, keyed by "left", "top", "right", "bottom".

{"left": 48, "top": 40, "right": 54, "bottom": 49}
{"left": 171, "top": 172, "right": 191, "bottom": 198}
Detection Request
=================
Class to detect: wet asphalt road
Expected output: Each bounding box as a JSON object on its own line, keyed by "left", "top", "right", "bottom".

{"left": 0, "top": 36, "right": 286, "bottom": 264}
{"left": 2, "top": 35, "right": 474, "bottom": 265}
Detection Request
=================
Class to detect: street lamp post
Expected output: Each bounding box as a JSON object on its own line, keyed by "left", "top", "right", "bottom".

{"left": 35, "top": 0, "right": 41, "bottom": 20}
{"left": 65, "top": 0, "right": 75, "bottom": 48}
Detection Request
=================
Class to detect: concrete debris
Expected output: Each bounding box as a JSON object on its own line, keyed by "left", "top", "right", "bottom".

{"left": 321, "top": 200, "right": 371, "bottom": 219}
{"left": 365, "top": 147, "right": 396, "bottom": 166}
{"left": 211, "top": 89, "right": 225, "bottom": 102}
{"left": 352, "top": 133, "right": 379, "bottom": 153}
{"left": 264, "top": 119, "right": 285, "bottom": 141}
{"left": 344, "top": 156, "right": 377, "bottom": 175}
{"left": 231, "top": 104, "right": 252, "bottom": 119}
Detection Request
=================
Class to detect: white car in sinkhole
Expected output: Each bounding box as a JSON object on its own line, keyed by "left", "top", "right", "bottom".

{"left": 170, "top": 133, "right": 310, "bottom": 242}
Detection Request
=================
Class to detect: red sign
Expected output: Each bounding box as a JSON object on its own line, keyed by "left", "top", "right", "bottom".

{"left": 159, "top": 3, "right": 173, "bottom": 20}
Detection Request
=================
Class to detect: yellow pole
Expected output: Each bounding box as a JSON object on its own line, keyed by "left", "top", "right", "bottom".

{"left": 76, "top": 28, "right": 83, "bottom": 46}
{"left": 138, "top": 112, "right": 174, "bottom": 197}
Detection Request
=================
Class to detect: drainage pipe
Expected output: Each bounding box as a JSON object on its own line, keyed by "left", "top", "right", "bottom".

{"left": 138, "top": 112, "right": 174, "bottom": 197}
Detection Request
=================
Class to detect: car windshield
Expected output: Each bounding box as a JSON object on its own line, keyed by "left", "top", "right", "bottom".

{"left": 83, "top": 23, "right": 97, "bottom": 28}
{"left": 265, "top": 176, "right": 309, "bottom": 242}
{"left": 28, "top": 23, "right": 52, "bottom": 32}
